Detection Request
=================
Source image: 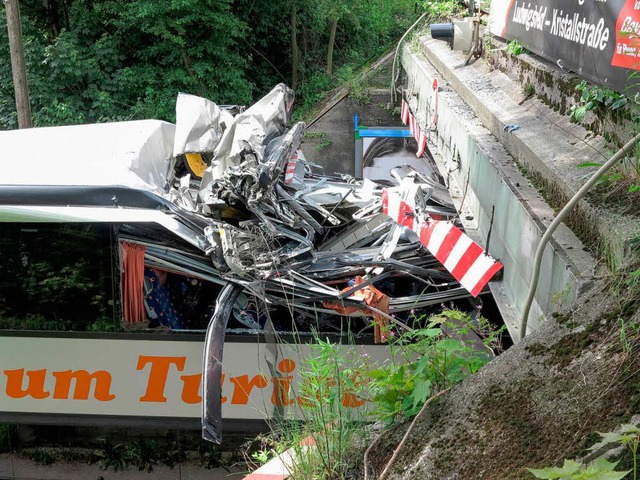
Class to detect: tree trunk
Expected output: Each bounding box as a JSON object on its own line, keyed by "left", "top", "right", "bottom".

{"left": 290, "top": 5, "right": 299, "bottom": 90}
{"left": 5, "top": 0, "right": 32, "bottom": 128}
{"left": 44, "top": 0, "right": 61, "bottom": 40}
{"left": 326, "top": 16, "right": 338, "bottom": 75}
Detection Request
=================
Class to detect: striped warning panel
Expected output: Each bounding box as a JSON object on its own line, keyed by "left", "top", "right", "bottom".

{"left": 381, "top": 189, "right": 415, "bottom": 230}
{"left": 419, "top": 221, "right": 503, "bottom": 296}
{"left": 401, "top": 97, "right": 427, "bottom": 157}
{"left": 401, "top": 98, "right": 410, "bottom": 124}
{"left": 382, "top": 186, "right": 502, "bottom": 297}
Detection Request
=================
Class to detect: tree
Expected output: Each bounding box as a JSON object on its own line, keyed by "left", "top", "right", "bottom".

{"left": 0, "top": 0, "right": 419, "bottom": 127}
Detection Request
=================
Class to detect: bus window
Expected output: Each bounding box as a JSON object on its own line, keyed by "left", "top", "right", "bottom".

{"left": 0, "top": 223, "right": 119, "bottom": 332}
{"left": 118, "top": 238, "right": 224, "bottom": 332}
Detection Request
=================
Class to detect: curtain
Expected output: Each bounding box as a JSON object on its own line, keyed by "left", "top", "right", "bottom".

{"left": 120, "top": 241, "right": 146, "bottom": 323}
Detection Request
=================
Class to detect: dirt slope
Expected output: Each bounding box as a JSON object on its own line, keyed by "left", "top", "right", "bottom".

{"left": 369, "top": 275, "right": 640, "bottom": 479}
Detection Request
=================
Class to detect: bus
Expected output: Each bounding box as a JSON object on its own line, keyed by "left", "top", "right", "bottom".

{"left": 0, "top": 86, "right": 491, "bottom": 444}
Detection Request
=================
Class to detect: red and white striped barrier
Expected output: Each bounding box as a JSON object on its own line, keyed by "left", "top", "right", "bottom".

{"left": 382, "top": 182, "right": 502, "bottom": 297}
{"left": 401, "top": 80, "right": 438, "bottom": 159}
{"left": 401, "top": 98, "right": 427, "bottom": 157}
{"left": 419, "top": 221, "right": 503, "bottom": 296}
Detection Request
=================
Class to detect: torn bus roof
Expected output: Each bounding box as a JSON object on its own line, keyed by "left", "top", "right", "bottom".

{"left": 0, "top": 83, "right": 503, "bottom": 444}
{"left": 0, "top": 119, "right": 176, "bottom": 195}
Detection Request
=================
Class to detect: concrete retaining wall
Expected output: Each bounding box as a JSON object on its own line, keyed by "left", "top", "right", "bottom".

{"left": 401, "top": 43, "right": 597, "bottom": 338}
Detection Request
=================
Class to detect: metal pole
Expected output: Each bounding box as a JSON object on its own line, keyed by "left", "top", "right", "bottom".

{"left": 5, "top": 0, "right": 32, "bottom": 128}
{"left": 519, "top": 131, "right": 640, "bottom": 340}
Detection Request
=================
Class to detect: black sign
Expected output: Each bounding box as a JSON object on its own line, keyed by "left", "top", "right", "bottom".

{"left": 489, "top": 0, "right": 640, "bottom": 94}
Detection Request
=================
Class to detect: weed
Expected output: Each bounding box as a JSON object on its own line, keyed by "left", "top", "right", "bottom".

{"left": 249, "top": 336, "right": 370, "bottom": 480}
{"left": 94, "top": 437, "right": 129, "bottom": 471}
{"left": 570, "top": 81, "right": 628, "bottom": 123}
{"left": 245, "top": 310, "right": 503, "bottom": 478}
{"left": 589, "top": 424, "right": 640, "bottom": 480}
{"left": 93, "top": 436, "right": 183, "bottom": 473}
{"left": 552, "top": 284, "right": 573, "bottom": 310}
{"left": 506, "top": 39, "right": 527, "bottom": 56}
{"left": 25, "top": 447, "right": 56, "bottom": 465}
{"left": 314, "top": 139, "right": 332, "bottom": 151}
{"left": 288, "top": 337, "right": 370, "bottom": 479}
{"left": 304, "top": 131, "right": 327, "bottom": 139}
{"left": 619, "top": 317, "right": 640, "bottom": 355}
{"left": 528, "top": 458, "right": 629, "bottom": 479}
{"left": 198, "top": 440, "right": 224, "bottom": 469}
{"left": 251, "top": 449, "right": 272, "bottom": 465}
{"left": 571, "top": 80, "right": 640, "bottom": 192}
{"left": 122, "top": 438, "right": 161, "bottom": 473}
{"left": 528, "top": 425, "right": 640, "bottom": 480}
{"left": 523, "top": 82, "right": 536, "bottom": 99}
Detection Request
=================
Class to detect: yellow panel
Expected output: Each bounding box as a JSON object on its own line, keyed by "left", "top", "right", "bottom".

{"left": 184, "top": 153, "right": 207, "bottom": 178}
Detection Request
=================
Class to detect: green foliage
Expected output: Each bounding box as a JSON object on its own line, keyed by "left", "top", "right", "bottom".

{"left": 25, "top": 448, "right": 57, "bottom": 466}
{"left": 242, "top": 433, "right": 282, "bottom": 472}
{"left": 289, "top": 337, "right": 369, "bottom": 479}
{"left": 418, "top": 0, "right": 466, "bottom": 20}
{"left": 0, "top": 0, "right": 252, "bottom": 126}
{"left": 251, "top": 447, "right": 277, "bottom": 467}
{"left": 529, "top": 425, "right": 640, "bottom": 480}
{"left": 506, "top": 39, "right": 527, "bottom": 56}
{"left": 314, "top": 139, "right": 332, "bottom": 151}
{"left": 0, "top": 224, "right": 116, "bottom": 332}
{"left": 589, "top": 425, "right": 640, "bottom": 480}
{"left": 249, "top": 313, "right": 503, "bottom": 478}
{"left": 253, "top": 337, "right": 369, "bottom": 480}
{"left": 523, "top": 82, "right": 536, "bottom": 99}
{"left": 368, "top": 309, "right": 502, "bottom": 424}
{"left": 197, "top": 441, "right": 224, "bottom": 469}
{"left": 93, "top": 437, "right": 185, "bottom": 473}
{"left": 0, "top": 0, "right": 420, "bottom": 127}
{"left": 528, "top": 458, "right": 629, "bottom": 480}
{"left": 570, "top": 81, "right": 628, "bottom": 123}
{"left": 619, "top": 317, "right": 640, "bottom": 356}
{"left": 571, "top": 80, "right": 640, "bottom": 192}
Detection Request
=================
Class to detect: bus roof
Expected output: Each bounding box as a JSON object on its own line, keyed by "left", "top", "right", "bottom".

{"left": 0, "top": 119, "right": 175, "bottom": 194}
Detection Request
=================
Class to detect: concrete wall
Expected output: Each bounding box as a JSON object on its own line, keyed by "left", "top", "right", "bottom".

{"left": 401, "top": 45, "right": 596, "bottom": 338}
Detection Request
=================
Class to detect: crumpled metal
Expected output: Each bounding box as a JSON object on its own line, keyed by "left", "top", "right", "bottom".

{"left": 173, "top": 92, "right": 234, "bottom": 157}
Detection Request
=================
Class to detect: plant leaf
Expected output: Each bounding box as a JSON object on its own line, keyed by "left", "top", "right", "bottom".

{"left": 577, "top": 162, "right": 603, "bottom": 168}
{"left": 611, "top": 97, "right": 628, "bottom": 109}
{"left": 590, "top": 457, "right": 620, "bottom": 472}
{"left": 598, "top": 471, "right": 632, "bottom": 480}
{"left": 573, "top": 105, "right": 587, "bottom": 122}
{"left": 619, "top": 424, "right": 640, "bottom": 434}
{"left": 411, "top": 380, "right": 432, "bottom": 409}
{"left": 527, "top": 459, "right": 583, "bottom": 478}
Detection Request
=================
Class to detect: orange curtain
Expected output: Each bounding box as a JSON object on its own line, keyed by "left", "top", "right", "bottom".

{"left": 120, "top": 241, "right": 146, "bottom": 323}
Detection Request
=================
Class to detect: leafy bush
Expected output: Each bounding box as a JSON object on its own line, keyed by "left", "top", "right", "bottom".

{"left": 368, "top": 309, "right": 502, "bottom": 423}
